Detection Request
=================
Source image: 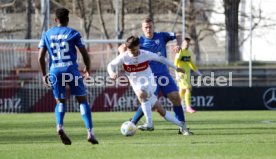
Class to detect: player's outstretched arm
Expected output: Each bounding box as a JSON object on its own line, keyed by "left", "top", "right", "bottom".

{"left": 188, "top": 60, "right": 202, "bottom": 76}
{"left": 107, "top": 63, "right": 118, "bottom": 80}
{"left": 107, "top": 55, "right": 124, "bottom": 79}
{"left": 172, "top": 32, "right": 182, "bottom": 53}
{"left": 147, "top": 52, "right": 185, "bottom": 73}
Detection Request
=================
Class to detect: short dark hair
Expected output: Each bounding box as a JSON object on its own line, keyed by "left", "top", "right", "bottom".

{"left": 142, "top": 17, "right": 153, "bottom": 24}
{"left": 55, "top": 8, "right": 69, "bottom": 24}
{"left": 125, "top": 36, "right": 140, "bottom": 49}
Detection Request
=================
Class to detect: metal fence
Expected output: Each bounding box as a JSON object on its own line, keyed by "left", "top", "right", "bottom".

{"left": 0, "top": 39, "right": 276, "bottom": 113}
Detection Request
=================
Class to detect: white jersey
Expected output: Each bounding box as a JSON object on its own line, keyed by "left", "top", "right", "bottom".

{"left": 107, "top": 49, "right": 177, "bottom": 93}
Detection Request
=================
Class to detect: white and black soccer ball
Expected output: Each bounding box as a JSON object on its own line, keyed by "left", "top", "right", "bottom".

{"left": 120, "top": 121, "right": 137, "bottom": 136}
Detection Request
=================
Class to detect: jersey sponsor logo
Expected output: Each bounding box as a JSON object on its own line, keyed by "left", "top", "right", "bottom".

{"left": 181, "top": 56, "right": 191, "bottom": 62}
{"left": 123, "top": 61, "right": 149, "bottom": 72}
{"left": 155, "top": 39, "right": 160, "bottom": 45}
{"left": 263, "top": 87, "right": 276, "bottom": 110}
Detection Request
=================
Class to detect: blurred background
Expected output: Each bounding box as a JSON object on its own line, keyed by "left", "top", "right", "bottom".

{"left": 0, "top": 0, "right": 276, "bottom": 113}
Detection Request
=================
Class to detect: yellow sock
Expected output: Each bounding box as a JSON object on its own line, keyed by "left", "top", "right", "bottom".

{"left": 179, "top": 90, "right": 185, "bottom": 107}
{"left": 179, "top": 90, "right": 185, "bottom": 100}
{"left": 185, "top": 91, "right": 191, "bottom": 108}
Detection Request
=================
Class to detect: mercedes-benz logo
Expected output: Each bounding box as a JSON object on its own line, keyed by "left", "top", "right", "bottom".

{"left": 263, "top": 88, "right": 276, "bottom": 110}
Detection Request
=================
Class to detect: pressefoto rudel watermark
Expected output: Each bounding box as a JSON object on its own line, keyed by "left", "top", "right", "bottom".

{"left": 43, "top": 72, "right": 233, "bottom": 87}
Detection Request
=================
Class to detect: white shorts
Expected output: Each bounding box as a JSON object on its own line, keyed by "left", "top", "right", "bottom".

{"left": 131, "top": 77, "right": 157, "bottom": 107}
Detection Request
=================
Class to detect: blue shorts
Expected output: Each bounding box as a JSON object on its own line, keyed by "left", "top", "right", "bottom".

{"left": 154, "top": 72, "right": 178, "bottom": 97}
{"left": 49, "top": 67, "right": 87, "bottom": 99}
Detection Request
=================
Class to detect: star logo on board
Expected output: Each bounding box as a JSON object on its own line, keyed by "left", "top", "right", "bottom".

{"left": 263, "top": 88, "right": 276, "bottom": 110}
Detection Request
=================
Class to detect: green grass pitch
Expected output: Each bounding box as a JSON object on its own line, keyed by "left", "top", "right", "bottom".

{"left": 0, "top": 111, "right": 276, "bottom": 159}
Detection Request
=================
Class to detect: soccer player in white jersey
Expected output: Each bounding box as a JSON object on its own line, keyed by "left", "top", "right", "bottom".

{"left": 107, "top": 36, "right": 192, "bottom": 135}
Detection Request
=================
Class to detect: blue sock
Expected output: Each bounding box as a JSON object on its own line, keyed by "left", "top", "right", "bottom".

{"left": 55, "top": 103, "right": 66, "bottom": 126}
{"left": 173, "top": 105, "right": 185, "bottom": 122}
{"left": 131, "top": 106, "right": 144, "bottom": 125}
{"left": 80, "top": 101, "right": 93, "bottom": 129}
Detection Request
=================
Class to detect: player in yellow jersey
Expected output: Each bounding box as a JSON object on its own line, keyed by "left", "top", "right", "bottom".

{"left": 174, "top": 37, "right": 202, "bottom": 113}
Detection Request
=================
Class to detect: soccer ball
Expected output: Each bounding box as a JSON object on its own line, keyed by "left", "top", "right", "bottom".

{"left": 120, "top": 121, "right": 137, "bottom": 136}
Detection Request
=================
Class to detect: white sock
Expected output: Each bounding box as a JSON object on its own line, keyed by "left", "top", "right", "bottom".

{"left": 87, "top": 128, "right": 94, "bottom": 136}
{"left": 141, "top": 101, "right": 153, "bottom": 127}
{"left": 56, "top": 124, "right": 64, "bottom": 131}
{"left": 164, "top": 111, "right": 186, "bottom": 128}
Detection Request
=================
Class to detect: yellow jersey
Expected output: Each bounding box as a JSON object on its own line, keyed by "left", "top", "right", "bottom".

{"left": 174, "top": 49, "right": 198, "bottom": 89}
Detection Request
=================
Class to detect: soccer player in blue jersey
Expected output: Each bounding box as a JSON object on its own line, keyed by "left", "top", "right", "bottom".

{"left": 119, "top": 17, "right": 188, "bottom": 133}
{"left": 38, "top": 8, "right": 98, "bottom": 145}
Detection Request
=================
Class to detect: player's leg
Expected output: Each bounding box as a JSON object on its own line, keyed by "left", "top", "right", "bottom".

{"left": 167, "top": 92, "right": 186, "bottom": 123}
{"left": 160, "top": 73, "right": 186, "bottom": 124}
{"left": 179, "top": 88, "right": 186, "bottom": 107}
{"left": 184, "top": 88, "right": 196, "bottom": 113}
{"left": 130, "top": 81, "right": 161, "bottom": 125}
{"left": 130, "top": 106, "right": 143, "bottom": 124}
{"left": 135, "top": 89, "right": 154, "bottom": 130}
{"left": 180, "top": 75, "right": 196, "bottom": 113}
{"left": 153, "top": 101, "right": 192, "bottom": 135}
{"left": 55, "top": 99, "right": 66, "bottom": 131}
{"left": 55, "top": 99, "right": 72, "bottom": 145}
{"left": 75, "top": 96, "right": 98, "bottom": 144}
{"left": 69, "top": 69, "right": 98, "bottom": 144}
{"left": 50, "top": 73, "right": 71, "bottom": 145}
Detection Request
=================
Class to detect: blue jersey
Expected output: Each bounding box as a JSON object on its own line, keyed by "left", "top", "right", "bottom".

{"left": 38, "top": 26, "right": 85, "bottom": 71}
{"left": 140, "top": 32, "right": 176, "bottom": 74}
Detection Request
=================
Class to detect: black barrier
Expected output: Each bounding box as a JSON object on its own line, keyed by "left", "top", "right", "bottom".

{"left": 191, "top": 87, "right": 276, "bottom": 110}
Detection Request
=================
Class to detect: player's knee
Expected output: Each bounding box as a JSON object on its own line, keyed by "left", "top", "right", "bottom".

{"left": 155, "top": 103, "right": 166, "bottom": 116}
{"left": 76, "top": 96, "right": 87, "bottom": 104}
{"left": 137, "top": 90, "right": 148, "bottom": 101}
{"left": 168, "top": 92, "right": 181, "bottom": 104}
{"left": 56, "top": 98, "right": 65, "bottom": 103}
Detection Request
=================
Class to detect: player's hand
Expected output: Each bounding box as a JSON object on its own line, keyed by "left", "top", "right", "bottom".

{"left": 176, "top": 67, "right": 185, "bottom": 74}
{"left": 109, "top": 73, "right": 118, "bottom": 80}
{"left": 82, "top": 67, "right": 90, "bottom": 79}
{"left": 42, "top": 75, "right": 51, "bottom": 89}
{"left": 172, "top": 45, "right": 181, "bottom": 53}
{"left": 196, "top": 70, "right": 202, "bottom": 76}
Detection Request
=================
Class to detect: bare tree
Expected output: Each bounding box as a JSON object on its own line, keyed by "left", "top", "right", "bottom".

{"left": 0, "top": 0, "right": 24, "bottom": 36}
{"left": 76, "top": 0, "right": 95, "bottom": 40}
{"left": 25, "top": 0, "right": 32, "bottom": 40}
{"left": 96, "top": 0, "right": 113, "bottom": 49}
{"left": 224, "top": 0, "right": 240, "bottom": 62}
{"left": 51, "top": 0, "right": 96, "bottom": 51}
{"left": 186, "top": 0, "right": 201, "bottom": 63}
{"left": 0, "top": 0, "right": 16, "bottom": 9}
{"left": 113, "top": 0, "right": 125, "bottom": 39}
{"left": 147, "top": 0, "right": 153, "bottom": 22}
